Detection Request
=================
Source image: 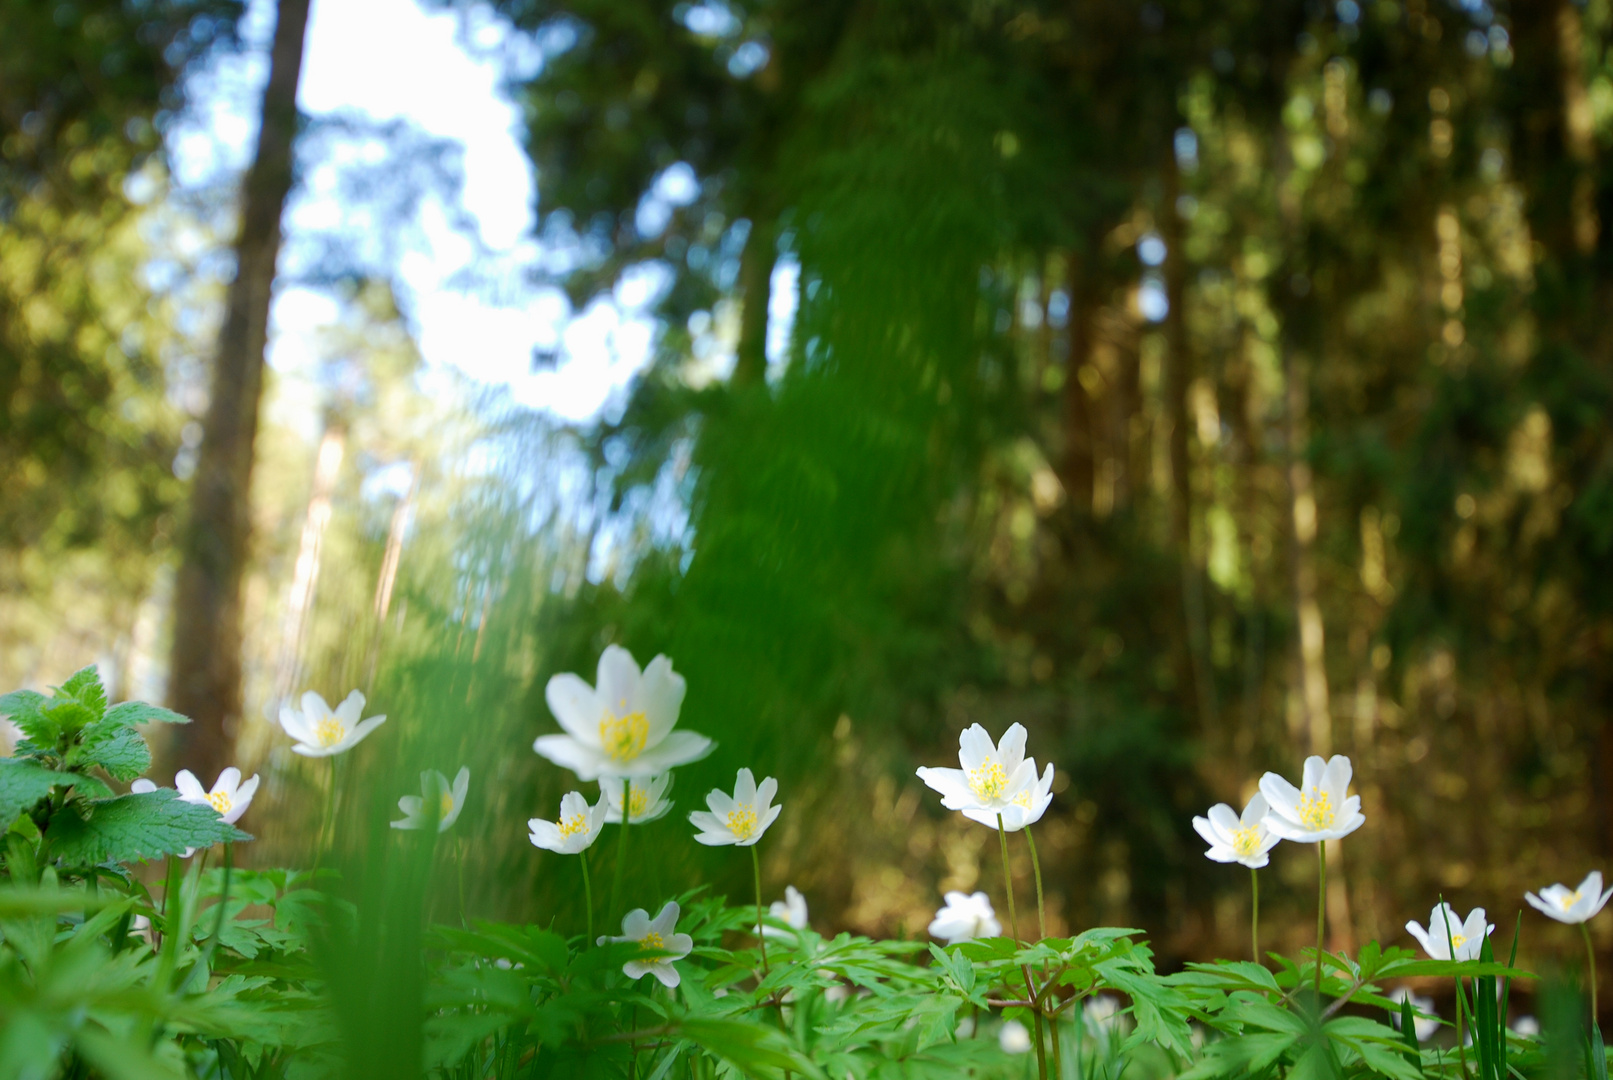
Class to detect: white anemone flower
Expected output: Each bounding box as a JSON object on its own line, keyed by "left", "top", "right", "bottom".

{"left": 528, "top": 791, "right": 609, "bottom": 854}
{"left": 916, "top": 723, "right": 1038, "bottom": 821}
{"left": 598, "top": 900, "right": 693, "bottom": 987}
{"left": 175, "top": 767, "right": 260, "bottom": 825}
{"left": 392, "top": 767, "right": 470, "bottom": 832}
{"left": 1525, "top": 871, "right": 1613, "bottom": 924}
{"left": 130, "top": 779, "right": 158, "bottom": 794}
{"left": 688, "top": 768, "right": 781, "bottom": 847}
{"left": 599, "top": 772, "right": 674, "bottom": 824}
{"left": 1258, "top": 755, "right": 1366, "bottom": 843}
{"left": 999, "top": 1020, "right": 1032, "bottom": 1054}
{"left": 279, "top": 690, "right": 387, "bottom": 757}
{"left": 535, "top": 646, "right": 712, "bottom": 781}
{"left": 928, "top": 890, "right": 1002, "bottom": 944}
{"left": 1389, "top": 988, "right": 1441, "bottom": 1041}
{"left": 963, "top": 761, "right": 1054, "bottom": 832}
{"left": 1406, "top": 902, "right": 1493, "bottom": 961}
{"left": 762, "top": 885, "right": 809, "bottom": 939}
{"left": 1193, "top": 792, "right": 1281, "bottom": 868}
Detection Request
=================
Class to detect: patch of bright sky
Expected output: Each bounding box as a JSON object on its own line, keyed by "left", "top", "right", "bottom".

{"left": 179, "top": 0, "right": 682, "bottom": 424}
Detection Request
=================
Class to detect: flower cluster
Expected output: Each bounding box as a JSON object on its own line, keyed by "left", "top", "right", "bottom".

{"left": 527, "top": 644, "right": 789, "bottom": 988}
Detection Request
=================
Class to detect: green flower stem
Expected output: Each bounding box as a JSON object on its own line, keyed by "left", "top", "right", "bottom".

{"left": 1033, "top": 1009, "right": 1049, "bottom": 1080}
{"left": 1049, "top": 1014, "right": 1063, "bottom": 1080}
{"left": 456, "top": 835, "right": 468, "bottom": 928}
{"left": 996, "top": 814, "right": 1020, "bottom": 943}
{"left": 1585, "top": 922, "right": 1601, "bottom": 1032}
{"left": 580, "top": 852, "right": 594, "bottom": 946}
{"left": 1455, "top": 974, "right": 1470, "bottom": 1079}
{"left": 751, "top": 842, "right": 769, "bottom": 974}
{"left": 610, "top": 779, "right": 632, "bottom": 921}
{"left": 1251, "top": 867, "right": 1260, "bottom": 965}
{"left": 1315, "top": 842, "right": 1327, "bottom": 1001}
{"left": 1025, "top": 824, "right": 1047, "bottom": 942}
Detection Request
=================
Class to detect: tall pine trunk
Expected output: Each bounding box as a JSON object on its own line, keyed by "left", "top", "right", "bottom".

{"left": 168, "top": 0, "right": 312, "bottom": 774}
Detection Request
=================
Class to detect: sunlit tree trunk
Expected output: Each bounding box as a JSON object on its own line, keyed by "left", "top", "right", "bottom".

{"left": 168, "top": 0, "right": 311, "bottom": 774}
{"left": 271, "top": 418, "right": 346, "bottom": 707}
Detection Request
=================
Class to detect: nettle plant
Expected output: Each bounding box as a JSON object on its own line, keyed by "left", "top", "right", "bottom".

{"left": 0, "top": 655, "right": 1605, "bottom": 1080}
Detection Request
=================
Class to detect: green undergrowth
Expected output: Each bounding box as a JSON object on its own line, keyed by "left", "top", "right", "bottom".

{"left": 0, "top": 669, "right": 1605, "bottom": 1079}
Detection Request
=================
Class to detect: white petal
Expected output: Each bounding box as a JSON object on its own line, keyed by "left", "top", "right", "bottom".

{"left": 340, "top": 714, "right": 386, "bottom": 752}
{"left": 533, "top": 735, "right": 611, "bottom": 781}
{"left": 957, "top": 724, "right": 993, "bottom": 771}
{"left": 734, "top": 768, "right": 757, "bottom": 805}
{"left": 130, "top": 779, "right": 157, "bottom": 794}
{"left": 648, "top": 961, "right": 681, "bottom": 988}
{"left": 278, "top": 701, "right": 314, "bottom": 743}
{"left": 1321, "top": 755, "right": 1354, "bottom": 801}
{"left": 596, "top": 645, "right": 644, "bottom": 714}
{"left": 334, "top": 690, "right": 367, "bottom": 728}
{"left": 627, "top": 730, "right": 713, "bottom": 775}
{"left": 1300, "top": 756, "right": 1327, "bottom": 792}
{"left": 754, "top": 775, "right": 779, "bottom": 812}
{"left": 639, "top": 654, "right": 686, "bottom": 747}
{"left": 1206, "top": 804, "right": 1241, "bottom": 840}
{"left": 1240, "top": 792, "right": 1269, "bottom": 828}
{"left": 1192, "top": 816, "right": 1222, "bottom": 849}
{"left": 996, "top": 723, "right": 1028, "bottom": 773}
{"left": 214, "top": 767, "right": 242, "bottom": 797}
{"left": 705, "top": 789, "right": 736, "bottom": 818}
{"left": 174, "top": 771, "right": 207, "bottom": 802}
{"left": 290, "top": 742, "right": 337, "bottom": 758}
{"left": 300, "top": 691, "right": 333, "bottom": 723}
{"left": 545, "top": 673, "right": 603, "bottom": 746}
{"left": 649, "top": 901, "right": 681, "bottom": 935}
{"left": 1406, "top": 921, "right": 1440, "bottom": 959}
{"left": 528, "top": 820, "right": 563, "bottom": 851}
{"left": 1258, "top": 772, "right": 1302, "bottom": 821}
{"left": 621, "top": 908, "right": 651, "bottom": 938}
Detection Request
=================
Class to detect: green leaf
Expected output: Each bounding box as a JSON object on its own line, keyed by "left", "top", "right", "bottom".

{"left": 0, "top": 689, "right": 49, "bottom": 740}
{"left": 102, "top": 700, "right": 192, "bottom": 726}
{"left": 45, "top": 790, "right": 250, "bottom": 866}
{"left": 0, "top": 759, "right": 67, "bottom": 826}
{"left": 57, "top": 665, "right": 108, "bottom": 716}
{"left": 72, "top": 1024, "right": 188, "bottom": 1080}
{"left": 67, "top": 719, "right": 152, "bottom": 781}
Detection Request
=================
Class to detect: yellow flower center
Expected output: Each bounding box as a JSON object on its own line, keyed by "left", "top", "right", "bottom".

{"left": 599, "top": 710, "right": 649, "bottom": 763}
{"left": 207, "top": 791, "right": 232, "bottom": 815}
{"left": 727, "top": 805, "right": 758, "bottom": 839}
{"left": 968, "top": 760, "right": 1008, "bottom": 800}
{"left": 440, "top": 792, "right": 456, "bottom": 817}
{"left": 1013, "top": 787, "right": 1034, "bottom": 809}
{"left": 558, "top": 813, "right": 588, "bottom": 840}
{"left": 1231, "top": 826, "right": 1262, "bottom": 857}
{"left": 627, "top": 787, "right": 649, "bottom": 819}
{"left": 314, "top": 716, "right": 345, "bottom": 748}
{"left": 1563, "top": 891, "right": 1581, "bottom": 910}
{"left": 640, "top": 931, "right": 664, "bottom": 952}
{"left": 1298, "top": 788, "right": 1335, "bottom": 831}
{"left": 1450, "top": 932, "right": 1467, "bottom": 949}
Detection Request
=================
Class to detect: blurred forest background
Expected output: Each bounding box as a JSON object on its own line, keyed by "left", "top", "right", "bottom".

{"left": 5, "top": 0, "right": 1613, "bottom": 981}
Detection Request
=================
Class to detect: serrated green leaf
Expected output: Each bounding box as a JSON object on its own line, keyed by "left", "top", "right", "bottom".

{"left": 0, "top": 689, "right": 48, "bottom": 730}
{"left": 0, "top": 758, "right": 67, "bottom": 826}
{"left": 72, "top": 1023, "right": 188, "bottom": 1080}
{"left": 68, "top": 719, "right": 152, "bottom": 781}
{"left": 103, "top": 701, "right": 192, "bottom": 726}
{"left": 57, "top": 665, "right": 108, "bottom": 717}
{"left": 46, "top": 790, "right": 250, "bottom": 866}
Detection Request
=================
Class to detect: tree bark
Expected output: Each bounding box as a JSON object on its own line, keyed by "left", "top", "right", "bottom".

{"left": 732, "top": 213, "right": 776, "bottom": 387}
{"left": 168, "top": 0, "right": 311, "bottom": 775}
{"left": 1161, "top": 162, "right": 1217, "bottom": 735}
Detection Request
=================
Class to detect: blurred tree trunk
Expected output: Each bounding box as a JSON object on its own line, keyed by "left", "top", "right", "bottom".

{"left": 1162, "top": 162, "right": 1217, "bottom": 735}
{"left": 733, "top": 213, "right": 776, "bottom": 386}
{"left": 168, "top": 0, "right": 311, "bottom": 775}
{"left": 1062, "top": 245, "right": 1098, "bottom": 510}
